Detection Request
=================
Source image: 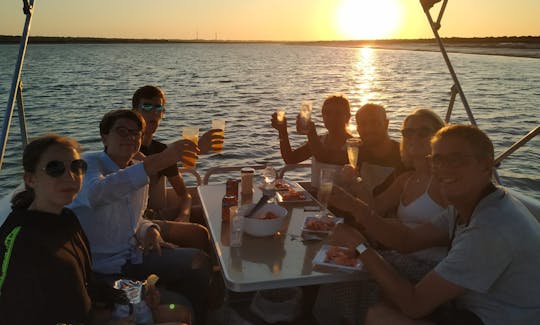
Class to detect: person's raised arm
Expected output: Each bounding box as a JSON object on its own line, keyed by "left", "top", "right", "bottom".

{"left": 271, "top": 112, "right": 311, "bottom": 164}
{"left": 305, "top": 120, "right": 348, "bottom": 165}
{"left": 143, "top": 139, "right": 198, "bottom": 175}
{"left": 77, "top": 153, "right": 150, "bottom": 208}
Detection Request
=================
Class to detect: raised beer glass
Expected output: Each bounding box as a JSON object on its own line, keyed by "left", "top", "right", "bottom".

{"left": 182, "top": 127, "right": 199, "bottom": 169}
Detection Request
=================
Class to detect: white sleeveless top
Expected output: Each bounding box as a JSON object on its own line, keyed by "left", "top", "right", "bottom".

{"left": 397, "top": 176, "right": 447, "bottom": 262}
{"left": 310, "top": 134, "right": 345, "bottom": 188}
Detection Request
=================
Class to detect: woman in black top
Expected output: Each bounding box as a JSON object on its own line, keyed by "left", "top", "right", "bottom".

{"left": 0, "top": 134, "right": 92, "bottom": 324}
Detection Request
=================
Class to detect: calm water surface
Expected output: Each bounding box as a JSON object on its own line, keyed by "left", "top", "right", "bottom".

{"left": 0, "top": 44, "right": 538, "bottom": 199}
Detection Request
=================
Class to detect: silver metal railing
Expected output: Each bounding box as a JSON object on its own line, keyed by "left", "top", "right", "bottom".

{"left": 0, "top": 0, "right": 35, "bottom": 171}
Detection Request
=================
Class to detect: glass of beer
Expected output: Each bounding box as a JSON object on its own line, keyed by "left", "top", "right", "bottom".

{"left": 346, "top": 138, "right": 362, "bottom": 169}
{"left": 182, "top": 127, "right": 199, "bottom": 168}
{"left": 276, "top": 108, "right": 286, "bottom": 124}
{"left": 211, "top": 119, "right": 225, "bottom": 153}
{"left": 317, "top": 167, "right": 336, "bottom": 215}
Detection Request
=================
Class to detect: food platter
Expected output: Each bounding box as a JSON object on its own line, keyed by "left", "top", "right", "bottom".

{"left": 312, "top": 245, "right": 363, "bottom": 273}
{"left": 301, "top": 215, "right": 343, "bottom": 234}
{"left": 275, "top": 179, "right": 312, "bottom": 203}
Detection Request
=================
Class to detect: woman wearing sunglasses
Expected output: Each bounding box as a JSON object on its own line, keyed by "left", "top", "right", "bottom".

{"left": 315, "top": 109, "right": 448, "bottom": 324}
{"left": 0, "top": 134, "right": 93, "bottom": 324}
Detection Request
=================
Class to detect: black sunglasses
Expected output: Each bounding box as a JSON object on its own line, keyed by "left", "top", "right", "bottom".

{"left": 42, "top": 159, "right": 88, "bottom": 178}
{"left": 401, "top": 127, "right": 434, "bottom": 139}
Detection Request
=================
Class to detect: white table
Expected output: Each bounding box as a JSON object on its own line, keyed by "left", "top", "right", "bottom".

{"left": 197, "top": 183, "right": 367, "bottom": 292}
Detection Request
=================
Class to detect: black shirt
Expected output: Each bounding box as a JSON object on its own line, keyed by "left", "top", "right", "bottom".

{"left": 357, "top": 139, "right": 407, "bottom": 196}
{"left": 0, "top": 208, "right": 93, "bottom": 324}
{"left": 140, "top": 139, "right": 179, "bottom": 178}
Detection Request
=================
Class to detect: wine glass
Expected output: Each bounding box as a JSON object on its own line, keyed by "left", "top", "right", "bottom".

{"left": 260, "top": 166, "right": 277, "bottom": 202}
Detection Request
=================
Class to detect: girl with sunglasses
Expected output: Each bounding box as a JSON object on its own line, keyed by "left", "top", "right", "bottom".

{"left": 0, "top": 134, "right": 96, "bottom": 323}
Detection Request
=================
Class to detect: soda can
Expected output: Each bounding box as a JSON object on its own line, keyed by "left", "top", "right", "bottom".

{"left": 222, "top": 195, "right": 236, "bottom": 222}
{"left": 226, "top": 179, "right": 239, "bottom": 199}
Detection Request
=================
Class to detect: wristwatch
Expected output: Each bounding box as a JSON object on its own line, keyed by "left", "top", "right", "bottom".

{"left": 355, "top": 242, "right": 369, "bottom": 255}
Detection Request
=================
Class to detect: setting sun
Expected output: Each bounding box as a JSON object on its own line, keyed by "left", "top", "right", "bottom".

{"left": 336, "top": 0, "right": 403, "bottom": 40}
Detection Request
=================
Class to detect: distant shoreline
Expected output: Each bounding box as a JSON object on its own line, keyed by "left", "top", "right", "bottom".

{"left": 1, "top": 35, "right": 539, "bottom": 59}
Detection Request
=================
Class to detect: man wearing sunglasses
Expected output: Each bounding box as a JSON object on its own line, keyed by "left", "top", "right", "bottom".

{"left": 69, "top": 109, "right": 211, "bottom": 323}
{"left": 328, "top": 125, "right": 540, "bottom": 324}
{"left": 132, "top": 85, "right": 222, "bottom": 222}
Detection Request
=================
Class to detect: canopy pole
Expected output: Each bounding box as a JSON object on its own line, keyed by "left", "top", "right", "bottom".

{"left": 421, "top": 0, "right": 477, "bottom": 125}
{"left": 0, "top": 0, "right": 35, "bottom": 171}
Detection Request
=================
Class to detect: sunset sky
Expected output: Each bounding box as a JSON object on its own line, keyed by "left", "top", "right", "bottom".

{"left": 1, "top": 0, "right": 539, "bottom": 41}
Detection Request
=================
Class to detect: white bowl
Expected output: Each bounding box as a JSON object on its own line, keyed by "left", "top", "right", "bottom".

{"left": 243, "top": 204, "right": 288, "bottom": 237}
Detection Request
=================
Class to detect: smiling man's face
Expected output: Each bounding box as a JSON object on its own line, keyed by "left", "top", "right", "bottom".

{"left": 431, "top": 135, "right": 491, "bottom": 203}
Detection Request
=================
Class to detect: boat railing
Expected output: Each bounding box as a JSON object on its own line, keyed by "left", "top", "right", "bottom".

{"left": 200, "top": 164, "right": 313, "bottom": 185}
{"left": 202, "top": 165, "right": 268, "bottom": 185}
{"left": 421, "top": 0, "right": 539, "bottom": 184}
{"left": 494, "top": 126, "right": 540, "bottom": 167}
{"left": 178, "top": 167, "right": 203, "bottom": 186}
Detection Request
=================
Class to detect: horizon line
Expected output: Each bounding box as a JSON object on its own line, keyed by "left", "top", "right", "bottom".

{"left": 1, "top": 35, "right": 540, "bottom": 44}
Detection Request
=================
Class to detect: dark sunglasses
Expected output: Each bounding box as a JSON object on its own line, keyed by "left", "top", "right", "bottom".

{"left": 114, "top": 126, "right": 142, "bottom": 138}
{"left": 42, "top": 159, "right": 88, "bottom": 178}
{"left": 426, "top": 153, "right": 474, "bottom": 169}
{"left": 401, "top": 127, "right": 434, "bottom": 139}
{"left": 139, "top": 103, "right": 165, "bottom": 112}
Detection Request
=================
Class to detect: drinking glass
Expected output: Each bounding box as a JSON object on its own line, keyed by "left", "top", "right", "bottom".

{"left": 182, "top": 127, "right": 199, "bottom": 169}
{"left": 260, "top": 165, "right": 277, "bottom": 202}
{"left": 297, "top": 101, "right": 312, "bottom": 135}
{"left": 261, "top": 165, "right": 276, "bottom": 186}
{"left": 211, "top": 119, "right": 225, "bottom": 153}
{"left": 229, "top": 206, "right": 244, "bottom": 248}
{"left": 317, "top": 167, "right": 336, "bottom": 215}
{"left": 346, "top": 138, "right": 362, "bottom": 168}
{"left": 276, "top": 108, "right": 286, "bottom": 124}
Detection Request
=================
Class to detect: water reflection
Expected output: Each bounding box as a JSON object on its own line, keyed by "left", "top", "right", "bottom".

{"left": 349, "top": 47, "right": 376, "bottom": 131}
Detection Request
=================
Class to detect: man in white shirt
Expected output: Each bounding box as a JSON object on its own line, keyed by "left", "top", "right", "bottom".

{"left": 70, "top": 109, "right": 211, "bottom": 323}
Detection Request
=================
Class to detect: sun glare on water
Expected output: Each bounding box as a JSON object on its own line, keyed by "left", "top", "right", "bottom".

{"left": 336, "top": 0, "right": 402, "bottom": 40}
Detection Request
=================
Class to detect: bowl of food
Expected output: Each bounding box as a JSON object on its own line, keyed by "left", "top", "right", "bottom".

{"left": 243, "top": 203, "right": 288, "bottom": 237}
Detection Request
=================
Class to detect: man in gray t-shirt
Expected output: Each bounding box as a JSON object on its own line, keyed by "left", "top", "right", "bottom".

{"left": 433, "top": 189, "right": 540, "bottom": 324}
{"left": 328, "top": 125, "right": 540, "bottom": 324}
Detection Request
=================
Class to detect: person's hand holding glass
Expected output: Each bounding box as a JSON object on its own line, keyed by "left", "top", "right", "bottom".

{"left": 346, "top": 138, "right": 361, "bottom": 169}
{"left": 198, "top": 119, "right": 225, "bottom": 154}
{"left": 271, "top": 108, "right": 287, "bottom": 132}
{"left": 296, "top": 101, "right": 312, "bottom": 135}
{"left": 181, "top": 127, "right": 199, "bottom": 168}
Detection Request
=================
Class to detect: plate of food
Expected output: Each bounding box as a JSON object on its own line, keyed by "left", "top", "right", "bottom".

{"left": 313, "top": 245, "right": 363, "bottom": 273}
{"left": 275, "top": 180, "right": 312, "bottom": 203}
{"left": 301, "top": 215, "right": 343, "bottom": 234}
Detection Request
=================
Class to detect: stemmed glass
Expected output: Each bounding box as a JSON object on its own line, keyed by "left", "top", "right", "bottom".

{"left": 317, "top": 167, "right": 336, "bottom": 217}
{"left": 346, "top": 138, "right": 361, "bottom": 168}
